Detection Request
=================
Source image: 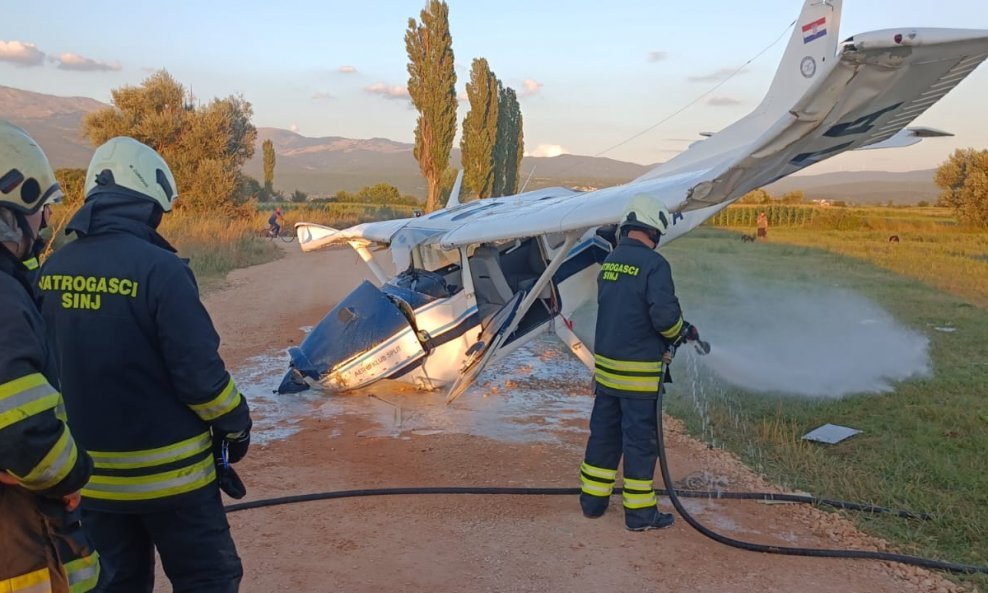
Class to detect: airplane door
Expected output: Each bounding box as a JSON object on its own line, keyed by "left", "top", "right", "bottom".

{"left": 445, "top": 291, "right": 524, "bottom": 404}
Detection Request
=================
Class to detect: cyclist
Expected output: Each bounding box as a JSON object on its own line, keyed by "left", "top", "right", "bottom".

{"left": 268, "top": 207, "right": 284, "bottom": 238}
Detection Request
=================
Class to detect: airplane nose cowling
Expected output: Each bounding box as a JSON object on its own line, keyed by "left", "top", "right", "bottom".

{"left": 277, "top": 280, "right": 422, "bottom": 394}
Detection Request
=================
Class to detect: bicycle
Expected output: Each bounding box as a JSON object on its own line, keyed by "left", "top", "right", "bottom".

{"left": 261, "top": 224, "right": 296, "bottom": 242}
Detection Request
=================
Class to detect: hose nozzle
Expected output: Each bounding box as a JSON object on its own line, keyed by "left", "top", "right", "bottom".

{"left": 694, "top": 339, "right": 711, "bottom": 355}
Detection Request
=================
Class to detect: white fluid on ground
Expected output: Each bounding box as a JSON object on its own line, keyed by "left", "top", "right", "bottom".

{"left": 233, "top": 335, "right": 593, "bottom": 445}
{"left": 688, "top": 285, "right": 931, "bottom": 398}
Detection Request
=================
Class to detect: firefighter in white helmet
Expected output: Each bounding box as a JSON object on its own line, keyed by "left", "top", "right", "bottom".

{"left": 0, "top": 120, "right": 103, "bottom": 592}
{"left": 579, "top": 194, "right": 701, "bottom": 531}
{"left": 39, "top": 136, "right": 252, "bottom": 593}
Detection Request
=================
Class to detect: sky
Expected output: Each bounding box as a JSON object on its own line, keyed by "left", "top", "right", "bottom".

{"left": 3, "top": 0, "right": 988, "bottom": 173}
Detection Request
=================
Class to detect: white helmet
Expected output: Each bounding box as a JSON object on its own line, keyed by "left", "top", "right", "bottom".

{"left": 86, "top": 137, "right": 178, "bottom": 212}
{"left": 620, "top": 194, "right": 671, "bottom": 236}
{"left": 0, "top": 120, "right": 63, "bottom": 214}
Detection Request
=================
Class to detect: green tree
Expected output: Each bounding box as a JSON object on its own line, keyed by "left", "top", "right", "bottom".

{"left": 738, "top": 189, "right": 771, "bottom": 204}
{"left": 262, "top": 139, "right": 276, "bottom": 195}
{"left": 461, "top": 58, "right": 499, "bottom": 199}
{"left": 82, "top": 70, "right": 257, "bottom": 214}
{"left": 492, "top": 86, "right": 523, "bottom": 196}
{"left": 405, "top": 0, "right": 457, "bottom": 213}
{"left": 935, "top": 148, "right": 988, "bottom": 228}
{"left": 290, "top": 188, "right": 308, "bottom": 203}
{"left": 780, "top": 190, "right": 805, "bottom": 204}
{"left": 358, "top": 182, "right": 402, "bottom": 204}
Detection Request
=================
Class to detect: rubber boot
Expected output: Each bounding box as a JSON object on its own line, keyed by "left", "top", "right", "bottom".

{"left": 625, "top": 506, "right": 675, "bottom": 531}
{"left": 580, "top": 493, "right": 609, "bottom": 518}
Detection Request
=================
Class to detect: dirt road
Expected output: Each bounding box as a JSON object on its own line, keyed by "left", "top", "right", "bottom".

{"left": 181, "top": 243, "right": 965, "bottom": 593}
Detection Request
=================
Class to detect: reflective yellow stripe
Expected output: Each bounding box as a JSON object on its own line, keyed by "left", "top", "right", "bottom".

{"left": 623, "top": 477, "right": 657, "bottom": 509}
{"left": 581, "top": 477, "right": 613, "bottom": 496}
{"left": 13, "top": 425, "right": 79, "bottom": 491}
{"left": 66, "top": 551, "right": 100, "bottom": 593}
{"left": 580, "top": 462, "right": 617, "bottom": 481}
{"left": 2, "top": 567, "right": 51, "bottom": 593}
{"left": 88, "top": 432, "right": 211, "bottom": 470}
{"left": 624, "top": 478, "right": 653, "bottom": 491}
{"left": 54, "top": 396, "right": 67, "bottom": 423}
{"left": 594, "top": 368, "right": 661, "bottom": 393}
{"left": 187, "top": 378, "right": 241, "bottom": 421}
{"left": 0, "top": 374, "right": 60, "bottom": 430}
{"left": 660, "top": 316, "right": 684, "bottom": 339}
{"left": 593, "top": 354, "right": 662, "bottom": 373}
{"left": 22, "top": 257, "right": 39, "bottom": 271}
{"left": 83, "top": 455, "right": 216, "bottom": 501}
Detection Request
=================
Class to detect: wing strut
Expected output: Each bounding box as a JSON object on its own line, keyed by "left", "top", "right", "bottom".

{"left": 349, "top": 240, "right": 388, "bottom": 285}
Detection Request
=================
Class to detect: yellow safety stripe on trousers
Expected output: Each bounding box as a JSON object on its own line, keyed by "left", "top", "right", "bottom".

{"left": 82, "top": 454, "right": 216, "bottom": 502}
{"left": 594, "top": 368, "right": 661, "bottom": 393}
{"left": 0, "top": 373, "right": 60, "bottom": 430}
{"left": 187, "top": 377, "right": 242, "bottom": 422}
{"left": 87, "top": 431, "right": 212, "bottom": 470}
{"left": 1, "top": 567, "right": 51, "bottom": 593}
{"left": 65, "top": 551, "right": 100, "bottom": 593}
{"left": 580, "top": 462, "right": 616, "bottom": 497}
{"left": 593, "top": 354, "right": 662, "bottom": 373}
{"left": 622, "top": 478, "right": 657, "bottom": 509}
{"left": 660, "top": 316, "right": 684, "bottom": 340}
{"left": 12, "top": 424, "right": 79, "bottom": 492}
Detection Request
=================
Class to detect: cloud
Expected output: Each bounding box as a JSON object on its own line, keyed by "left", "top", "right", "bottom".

{"left": 526, "top": 144, "right": 569, "bottom": 158}
{"left": 708, "top": 96, "right": 742, "bottom": 107}
{"left": 312, "top": 91, "right": 334, "bottom": 101}
{"left": 687, "top": 68, "right": 744, "bottom": 83}
{"left": 289, "top": 123, "right": 299, "bottom": 133}
{"left": 0, "top": 40, "right": 45, "bottom": 66}
{"left": 648, "top": 51, "right": 668, "bottom": 62}
{"left": 55, "top": 53, "right": 122, "bottom": 72}
{"left": 457, "top": 92, "right": 468, "bottom": 102}
{"left": 520, "top": 79, "right": 543, "bottom": 97}
{"left": 338, "top": 65, "right": 357, "bottom": 74}
{"left": 365, "top": 82, "right": 409, "bottom": 100}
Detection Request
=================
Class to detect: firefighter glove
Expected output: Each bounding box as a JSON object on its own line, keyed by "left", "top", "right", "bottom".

{"left": 215, "top": 429, "right": 250, "bottom": 465}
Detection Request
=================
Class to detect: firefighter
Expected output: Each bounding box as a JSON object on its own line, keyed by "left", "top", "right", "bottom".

{"left": 39, "top": 137, "right": 252, "bottom": 593}
{"left": 0, "top": 120, "right": 102, "bottom": 592}
{"left": 579, "top": 194, "right": 700, "bottom": 531}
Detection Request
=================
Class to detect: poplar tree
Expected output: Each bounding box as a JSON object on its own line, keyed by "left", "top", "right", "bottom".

{"left": 405, "top": 1, "right": 458, "bottom": 213}
{"left": 262, "top": 139, "right": 276, "bottom": 195}
{"left": 461, "top": 58, "right": 500, "bottom": 199}
{"left": 492, "top": 86, "right": 524, "bottom": 196}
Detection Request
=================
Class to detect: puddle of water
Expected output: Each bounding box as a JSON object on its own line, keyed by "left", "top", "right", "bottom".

{"left": 234, "top": 334, "right": 595, "bottom": 447}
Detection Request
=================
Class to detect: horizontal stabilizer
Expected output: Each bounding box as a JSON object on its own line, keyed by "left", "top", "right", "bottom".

{"left": 856, "top": 126, "right": 953, "bottom": 150}
{"left": 295, "top": 222, "right": 341, "bottom": 252}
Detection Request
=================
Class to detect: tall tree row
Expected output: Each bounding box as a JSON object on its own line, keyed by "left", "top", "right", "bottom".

{"left": 493, "top": 86, "right": 524, "bottom": 197}
{"left": 461, "top": 58, "right": 500, "bottom": 199}
{"left": 262, "top": 139, "right": 276, "bottom": 195}
{"left": 82, "top": 70, "right": 256, "bottom": 214}
{"left": 405, "top": 0, "right": 458, "bottom": 213}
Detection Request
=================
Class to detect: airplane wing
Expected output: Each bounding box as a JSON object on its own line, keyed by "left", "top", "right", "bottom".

{"left": 298, "top": 28, "right": 987, "bottom": 253}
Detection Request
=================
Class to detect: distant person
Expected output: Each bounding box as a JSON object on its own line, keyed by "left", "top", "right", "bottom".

{"left": 0, "top": 120, "right": 103, "bottom": 592}
{"left": 268, "top": 206, "right": 284, "bottom": 237}
{"left": 39, "top": 137, "right": 252, "bottom": 593}
{"left": 757, "top": 210, "right": 768, "bottom": 240}
{"left": 580, "top": 195, "right": 702, "bottom": 531}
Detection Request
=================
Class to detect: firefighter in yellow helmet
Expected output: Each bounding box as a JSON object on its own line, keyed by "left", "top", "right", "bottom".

{"left": 0, "top": 120, "right": 103, "bottom": 592}
{"left": 39, "top": 137, "right": 252, "bottom": 592}
{"left": 579, "top": 194, "right": 701, "bottom": 531}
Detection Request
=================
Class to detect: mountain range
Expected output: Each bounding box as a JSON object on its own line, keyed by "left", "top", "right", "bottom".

{"left": 0, "top": 85, "right": 941, "bottom": 204}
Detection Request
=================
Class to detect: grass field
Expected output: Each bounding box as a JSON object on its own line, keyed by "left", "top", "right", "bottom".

{"left": 662, "top": 225, "right": 988, "bottom": 586}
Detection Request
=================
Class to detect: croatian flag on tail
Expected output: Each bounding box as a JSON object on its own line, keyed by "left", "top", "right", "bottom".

{"left": 802, "top": 17, "right": 827, "bottom": 44}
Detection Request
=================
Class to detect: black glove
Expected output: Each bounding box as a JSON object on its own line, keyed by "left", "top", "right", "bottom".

{"left": 223, "top": 430, "right": 250, "bottom": 464}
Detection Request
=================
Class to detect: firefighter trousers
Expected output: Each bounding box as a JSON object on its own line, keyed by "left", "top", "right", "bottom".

{"left": 581, "top": 390, "right": 659, "bottom": 514}
{"left": 82, "top": 490, "right": 242, "bottom": 593}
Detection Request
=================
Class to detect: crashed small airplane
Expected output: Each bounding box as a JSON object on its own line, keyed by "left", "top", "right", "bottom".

{"left": 277, "top": 0, "right": 988, "bottom": 402}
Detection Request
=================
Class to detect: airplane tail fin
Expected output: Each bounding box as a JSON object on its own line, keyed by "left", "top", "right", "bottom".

{"left": 759, "top": 0, "right": 843, "bottom": 113}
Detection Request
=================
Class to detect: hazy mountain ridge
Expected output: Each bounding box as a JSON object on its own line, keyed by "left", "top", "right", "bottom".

{"left": 1, "top": 85, "right": 941, "bottom": 203}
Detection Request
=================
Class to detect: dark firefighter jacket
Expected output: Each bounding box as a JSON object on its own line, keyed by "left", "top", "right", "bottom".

{"left": 0, "top": 247, "right": 101, "bottom": 592}
{"left": 593, "top": 236, "right": 683, "bottom": 399}
{"left": 39, "top": 193, "right": 252, "bottom": 513}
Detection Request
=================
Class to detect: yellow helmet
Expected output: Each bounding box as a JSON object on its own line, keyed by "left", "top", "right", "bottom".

{"left": 620, "top": 194, "right": 671, "bottom": 235}
{"left": 86, "top": 137, "right": 177, "bottom": 212}
{"left": 0, "top": 120, "right": 63, "bottom": 214}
